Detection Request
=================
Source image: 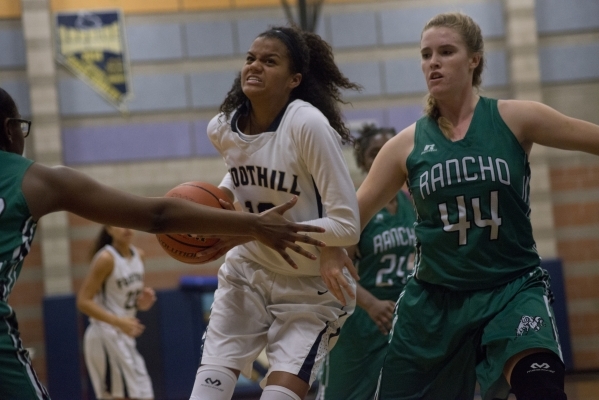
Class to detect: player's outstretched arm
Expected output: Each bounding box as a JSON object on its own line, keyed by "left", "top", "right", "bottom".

{"left": 499, "top": 100, "right": 599, "bottom": 155}
{"left": 22, "top": 164, "right": 325, "bottom": 267}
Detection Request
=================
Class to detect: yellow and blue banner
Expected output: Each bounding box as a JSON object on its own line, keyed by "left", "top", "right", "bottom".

{"left": 56, "top": 10, "right": 131, "bottom": 110}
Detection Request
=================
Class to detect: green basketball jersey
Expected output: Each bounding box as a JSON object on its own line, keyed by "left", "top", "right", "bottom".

{"left": 320, "top": 191, "right": 415, "bottom": 400}
{"left": 0, "top": 151, "right": 36, "bottom": 318}
{"left": 406, "top": 97, "right": 540, "bottom": 291}
{"left": 356, "top": 190, "right": 416, "bottom": 301}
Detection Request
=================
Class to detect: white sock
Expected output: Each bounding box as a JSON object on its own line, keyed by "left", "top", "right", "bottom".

{"left": 260, "top": 385, "right": 302, "bottom": 400}
{"left": 189, "top": 365, "right": 237, "bottom": 400}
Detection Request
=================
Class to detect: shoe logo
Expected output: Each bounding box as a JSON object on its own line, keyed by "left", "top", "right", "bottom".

{"left": 205, "top": 378, "right": 221, "bottom": 386}
{"left": 421, "top": 144, "right": 437, "bottom": 154}
{"left": 317, "top": 290, "right": 329, "bottom": 295}
{"left": 531, "top": 363, "right": 550, "bottom": 369}
{"left": 516, "top": 315, "right": 545, "bottom": 337}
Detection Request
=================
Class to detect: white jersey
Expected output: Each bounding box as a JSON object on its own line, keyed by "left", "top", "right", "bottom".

{"left": 89, "top": 245, "right": 145, "bottom": 327}
{"left": 208, "top": 99, "right": 360, "bottom": 276}
{"left": 83, "top": 245, "right": 153, "bottom": 399}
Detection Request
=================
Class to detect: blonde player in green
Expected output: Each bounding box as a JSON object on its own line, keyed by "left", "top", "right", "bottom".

{"left": 324, "top": 11, "right": 599, "bottom": 400}
{"left": 317, "top": 125, "right": 416, "bottom": 400}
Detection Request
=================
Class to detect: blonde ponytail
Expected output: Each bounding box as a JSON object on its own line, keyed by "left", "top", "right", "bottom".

{"left": 425, "top": 94, "right": 454, "bottom": 139}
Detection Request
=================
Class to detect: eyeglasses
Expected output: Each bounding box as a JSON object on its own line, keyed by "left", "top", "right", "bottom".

{"left": 6, "top": 118, "right": 32, "bottom": 138}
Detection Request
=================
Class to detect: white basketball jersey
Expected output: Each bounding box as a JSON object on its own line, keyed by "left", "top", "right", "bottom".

{"left": 208, "top": 99, "right": 359, "bottom": 276}
{"left": 89, "top": 245, "right": 145, "bottom": 326}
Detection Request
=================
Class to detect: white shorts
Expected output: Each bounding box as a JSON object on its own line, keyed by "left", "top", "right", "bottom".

{"left": 83, "top": 323, "right": 154, "bottom": 399}
{"left": 201, "top": 253, "right": 356, "bottom": 386}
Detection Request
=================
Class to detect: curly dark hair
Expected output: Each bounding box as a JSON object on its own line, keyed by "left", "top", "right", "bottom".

{"left": 0, "top": 88, "right": 19, "bottom": 150}
{"left": 219, "top": 25, "right": 361, "bottom": 143}
{"left": 353, "top": 123, "right": 396, "bottom": 171}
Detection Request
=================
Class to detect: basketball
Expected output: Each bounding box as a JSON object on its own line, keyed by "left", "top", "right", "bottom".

{"left": 156, "top": 181, "right": 228, "bottom": 264}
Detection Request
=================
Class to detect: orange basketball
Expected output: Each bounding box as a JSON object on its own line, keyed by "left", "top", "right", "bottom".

{"left": 156, "top": 181, "right": 228, "bottom": 264}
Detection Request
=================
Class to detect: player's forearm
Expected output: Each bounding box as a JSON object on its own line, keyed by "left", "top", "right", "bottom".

{"left": 151, "top": 200, "right": 265, "bottom": 236}
{"left": 77, "top": 299, "right": 121, "bottom": 327}
{"left": 303, "top": 209, "right": 359, "bottom": 247}
{"left": 356, "top": 284, "right": 378, "bottom": 311}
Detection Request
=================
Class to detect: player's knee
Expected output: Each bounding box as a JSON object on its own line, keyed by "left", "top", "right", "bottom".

{"left": 190, "top": 365, "right": 237, "bottom": 400}
{"left": 510, "top": 352, "right": 567, "bottom": 400}
{"left": 260, "top": 385, "right": 302, "bottom": 400}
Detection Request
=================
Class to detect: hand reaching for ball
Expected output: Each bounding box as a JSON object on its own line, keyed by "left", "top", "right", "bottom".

{"left": 196, "top": 196, "right": 325, "bottom": 268}
{"left": 251, "top": 196, "right": 326, "bottom": 269}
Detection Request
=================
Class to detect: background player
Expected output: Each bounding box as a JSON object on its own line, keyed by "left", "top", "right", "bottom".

{"left": 189, "top": 25, "right": 361, "bottom": 400}
{"left": 78, "top": 226, "right": 156, "bottom": 400}
{"left": 0, "top": 86, "right": 326, "bottom": 399}
{"left": 317, "top": 124, "right": 416, "bottom": 400}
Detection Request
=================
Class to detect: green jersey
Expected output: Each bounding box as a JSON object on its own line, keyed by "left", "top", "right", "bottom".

{"left": 0, "top": 151, "right": 36, "bottom": 317}
{"left": 319, "top": 191, "right": 415, "bottom": 400}
{"left": 0, "top": 152, "right": 49, "bottom": 398}
{"left": 406, "top": 96, "right": 540, "bottom": 291}
{"left": 356, "top": 190, "right": 416, "bottom": 301}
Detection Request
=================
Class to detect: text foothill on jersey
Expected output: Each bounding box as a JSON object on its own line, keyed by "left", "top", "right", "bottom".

{"left": 229, "top": 165, "right": 301, "bottom": 195}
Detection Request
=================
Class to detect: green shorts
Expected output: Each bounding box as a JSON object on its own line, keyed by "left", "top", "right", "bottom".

{"left": 377, "top": 267, "right": 563, "bottom": 400}
{"left": 320, "top": 306, "right": 389, "bottom": 400}
{"left": 0, "top": 310, "right": 49, "bottom": 399}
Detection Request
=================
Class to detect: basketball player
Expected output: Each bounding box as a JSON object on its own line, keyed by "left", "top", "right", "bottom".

{"left": 189, "top": 25, "right": 361, "bottom": 400}
{"left": 317, "top": 125, "right": 416, "bottom": 400}
{"left": 330, "top": 12, "right": 599, "bottom": 400}
{"left": 0, "top": 86, "right": 326, "bottom": 399}
{"left": 78, "top": 226, "right": 156, "bottom": 399}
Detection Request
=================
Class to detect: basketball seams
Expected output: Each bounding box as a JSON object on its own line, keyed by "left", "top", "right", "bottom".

{"left": 159, "top": 234, "right": 214, "bottom": 249}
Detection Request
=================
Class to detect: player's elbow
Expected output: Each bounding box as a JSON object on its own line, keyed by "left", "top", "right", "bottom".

{"left": 346, "top": 223, "right": 360, "bottom": 246}
{"left": 328, "top": 218, "right": 360, "bottom": 247}
{"left": 75, "top": 295, "right": 90, "bottom": 315}
{"left": 337, "top": 208, "right": 360, "bottom": 245}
